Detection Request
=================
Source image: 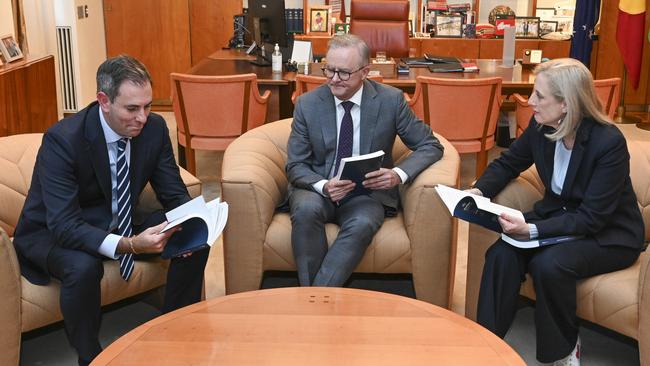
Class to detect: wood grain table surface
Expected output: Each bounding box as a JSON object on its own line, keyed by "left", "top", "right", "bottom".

{"left": 91, "top": 287, "right": 525, "bottom": 365}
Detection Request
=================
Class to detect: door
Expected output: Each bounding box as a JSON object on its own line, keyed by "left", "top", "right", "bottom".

{"left": 103, "top": 0, "right": 191, "bottom": 104}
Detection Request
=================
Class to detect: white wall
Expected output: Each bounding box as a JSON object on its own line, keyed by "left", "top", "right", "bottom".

{"left": 54, "top": 0, "right": 106, "bottom": 109}
{"left": 74, "top": 0, "right": 106, "bottom": 107}
{"left": 0, "top": 0, "right": 15, "bottom": 38}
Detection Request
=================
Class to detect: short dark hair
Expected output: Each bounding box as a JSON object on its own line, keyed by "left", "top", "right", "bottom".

{"left": 96, "top": 55, "right": 152, "bottom": 102}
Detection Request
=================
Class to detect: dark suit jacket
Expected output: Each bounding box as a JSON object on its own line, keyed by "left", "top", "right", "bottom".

{"left": 286, "top": 79, "right": 444, "bottom": 208}
{"left": 475, "top": 117, "right": 644, "bottom": 249}
{"left": 13, "top": 102, "right": 190, "bottom": 285}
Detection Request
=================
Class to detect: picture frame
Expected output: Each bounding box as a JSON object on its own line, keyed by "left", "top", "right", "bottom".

{"left": 535, "top": 7, "right": 556, "bottom": 21}
{"left": 554, "top": 16, "right": 573, "bottom": 34}
{"left": 0, "top": 34, "right": 24, "bottom": 63}
{"left": 309, "top": 6, "right": 331, "bottom": 34}
{"left": 515, "top": 17, "right": 540, "bottom": 39}
{"left": 434, "top": 14, "right": 463, "bottom": 38}
{"left": 539, "top": 20, "right": 558, "bottom": 36}
{"left": 333, "top": 23, "right": 349, "bottom": 35}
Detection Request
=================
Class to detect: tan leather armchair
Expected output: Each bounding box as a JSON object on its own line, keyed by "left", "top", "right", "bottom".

{"left": 221, "top": 118, "right": 461, "bottom": 306}
{"left": 0, "top": 133, "right": 202, "bottom": 366}
{"left": 465, "top": 135, "right": 650, "bottom": 364}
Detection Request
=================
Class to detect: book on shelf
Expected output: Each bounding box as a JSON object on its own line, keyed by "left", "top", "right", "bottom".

{"left": 160, "top": 195, "right": 229, "bottom": 259}
{"left": 447, "top": 3, "right": 471, "bottom": 12}
{"left": 434, "top": 184, "right": 582, "bottom": 248}
{"left": 427, "top": 1, "right": 448, "bottom": 11}
{"left": 336, "top": 150, "right": 385, "bottom": 196}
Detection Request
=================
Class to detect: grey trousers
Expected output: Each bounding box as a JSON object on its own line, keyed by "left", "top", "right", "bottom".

{"left": 289, "top": 188, "right": 385, "bottom": 287}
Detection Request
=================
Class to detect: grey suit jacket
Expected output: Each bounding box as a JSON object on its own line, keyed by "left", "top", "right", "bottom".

{"left": 286, "top": 79, "right": 444, "bottom": 208}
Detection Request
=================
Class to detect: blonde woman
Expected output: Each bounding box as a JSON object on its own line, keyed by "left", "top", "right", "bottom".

{"left": 468, "top": 58, "right": 644, "bottom": 365}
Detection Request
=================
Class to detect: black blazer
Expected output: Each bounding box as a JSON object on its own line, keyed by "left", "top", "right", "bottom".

{"left": 13, "top": 102, "right": 190, "bottom": 284}
{"left": 474, "top": 117, "right": 644, "bottom": 250}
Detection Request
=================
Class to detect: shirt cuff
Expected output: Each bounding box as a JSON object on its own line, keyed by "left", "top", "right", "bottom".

{"left": 98, "top": 233, "right": 121, "bottom": 259}
{"left": 392, "top": 167, "right": 408, "bottom": 184}
{"left": 313, "top": 179, "right": 328, "bottom": 197}
{"left": 528, "top": 224, "right": 539, "bottom": 240}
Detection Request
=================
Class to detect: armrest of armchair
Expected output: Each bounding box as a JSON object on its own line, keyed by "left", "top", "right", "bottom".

{"left": 221, "top": 119, "right": 292, "bottom": 294}
{"left": 465, "top": 167, "right": 543, "bottom": 320}
{"left": 401, "top": 134, "right": 460, "bottom": 306}
{"left": 0, "top": 227, "right": 21, "bottom": 366}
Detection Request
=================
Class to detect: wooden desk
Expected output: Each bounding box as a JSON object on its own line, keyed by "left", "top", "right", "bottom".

{"left": 369, "top": 59, "right": 535, "bottom": 96}
{"left": 192, "top": 50, "right": 535, "bottom": 119}
{"left": 92, "top": 287, "right": 524, "bottom": 365}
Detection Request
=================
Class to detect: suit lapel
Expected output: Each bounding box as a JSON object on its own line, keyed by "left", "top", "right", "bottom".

{"left": 315, "top": 86, "right": 338, "bottom": 173}
{"left": 84, "top": 102, "right": 112, "bottom": 203}
{"left": 540, "top": 125, "right": 556, "bottom": 188}
{"left": 560, "top": 119, "right": 592, "bottom": 198}
{"left": 359, "top": 80, "right": 379, "bottom": 154}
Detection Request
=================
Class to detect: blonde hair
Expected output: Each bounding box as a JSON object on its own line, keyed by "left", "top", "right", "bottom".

{"left": 533, "top": 58, "right": 611, "bottom": 141}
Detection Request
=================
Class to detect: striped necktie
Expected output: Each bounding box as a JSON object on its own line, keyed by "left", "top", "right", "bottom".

{"left": 116, "top": 138, "right": 134, "bottom": 281}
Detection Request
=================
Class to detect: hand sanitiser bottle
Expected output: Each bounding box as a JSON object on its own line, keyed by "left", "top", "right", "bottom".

{"left": 272, "top": 43, "right": 282, "bottom": 72}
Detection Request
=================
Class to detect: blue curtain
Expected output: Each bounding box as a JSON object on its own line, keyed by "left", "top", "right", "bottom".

{"left": 570, "top": 0, "right": 601, "bottom": 66}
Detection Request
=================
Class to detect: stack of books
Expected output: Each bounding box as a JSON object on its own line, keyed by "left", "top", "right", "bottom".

{"left": 285, "top": 8, "right": 304, "bottom": 34}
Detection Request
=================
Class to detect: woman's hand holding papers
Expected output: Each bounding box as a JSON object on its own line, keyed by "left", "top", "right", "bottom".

{"left": 498, "top": 213, "right": 530, "bottom": 240}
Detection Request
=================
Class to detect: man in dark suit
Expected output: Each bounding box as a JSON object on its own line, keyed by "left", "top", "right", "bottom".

{"left": 286, "top": 35, "right": 444, "bottom": 287}
{"left": 13, "top": 55, "right": 208, "bottom": 365}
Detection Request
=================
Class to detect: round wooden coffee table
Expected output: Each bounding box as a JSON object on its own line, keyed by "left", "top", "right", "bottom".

{"left": 91, "top": 287, "right": 524, "bottom": 365}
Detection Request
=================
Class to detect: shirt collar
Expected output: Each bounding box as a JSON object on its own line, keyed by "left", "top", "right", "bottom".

{"left": 334, "top": 84, "right": 364, "bottom": 108}
{"left": 98, "top": 106, "right": 126, "bottom": 144}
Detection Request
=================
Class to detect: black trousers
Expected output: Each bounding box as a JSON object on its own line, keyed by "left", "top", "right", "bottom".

{"left": 477, "top": 238, "right": 639, "bottom": 363}
{"left": 46, "top": 211, "right": 209, "bottom": 366}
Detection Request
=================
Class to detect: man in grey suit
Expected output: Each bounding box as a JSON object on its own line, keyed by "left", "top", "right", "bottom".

{"left": 286, "top": 35, "right": 444, "bottom": 287}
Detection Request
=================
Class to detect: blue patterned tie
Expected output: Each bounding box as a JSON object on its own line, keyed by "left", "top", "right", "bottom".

{"left": 116, "top": 138, "right": 134, "bottom": 281}
{"left": 334, "top": 101, "right": 355, "bottom": 175}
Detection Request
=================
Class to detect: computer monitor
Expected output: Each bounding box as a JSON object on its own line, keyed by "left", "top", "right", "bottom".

{"left": 246, "top": 0, "right": 288, "bottom": 48}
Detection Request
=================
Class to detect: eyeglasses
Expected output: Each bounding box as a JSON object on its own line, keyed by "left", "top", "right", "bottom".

{"left": 321, "top": 65, "right": 367, "bottom": 81}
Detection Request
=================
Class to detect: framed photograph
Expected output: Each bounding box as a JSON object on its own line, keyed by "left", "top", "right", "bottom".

{"left": 309, "top": 6, "right": 331, "bottom": 34}
{"left": 435, "top": 14, "right": 463, "bottom": 38}
{"left": 333, "top": 23, "right": 349, "bottom": 35}
{"left": 535, "top": 8, "right": 556, "bottom": 21}
{"left": 0, "top": 34, "right": 24, "bottom": 63}
{"left": 515, "top": 17, "right": 540, "bottom": 39}
{"left": 539, "top": 20, "right": 558, "bottom": 36}
{"left": 554, "top": 16, "right": 573, "bottom": 34}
